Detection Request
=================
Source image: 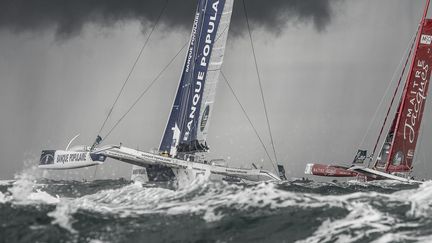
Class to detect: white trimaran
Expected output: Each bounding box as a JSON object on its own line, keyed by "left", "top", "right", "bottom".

{"left": 39, "top": 0, "right": 286, "bottom": 183}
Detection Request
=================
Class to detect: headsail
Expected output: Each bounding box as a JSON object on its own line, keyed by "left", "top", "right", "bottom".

{"left": 160, "top": 0, "right": 233, "bottom": 156}
{"left": 375, "top": 0, "right": 432, "bottom": 173}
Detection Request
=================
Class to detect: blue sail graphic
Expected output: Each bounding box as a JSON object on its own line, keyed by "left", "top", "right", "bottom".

{"left": 159, "top": 0, "right": 230, "bottom": 156}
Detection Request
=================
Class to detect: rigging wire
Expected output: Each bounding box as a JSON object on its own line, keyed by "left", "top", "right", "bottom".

{"left": 242, "top": 0, "right": 279, "bottom": 164}
{"left": 101, "top": 23, "right": 231, "bottom": 143}
{"left": 221, "top": 71, "right": 278, "bottom": 173}
{"left": 356, "top": 28, "right": 419, "bottom": 152}
{"left": 369, "top": 27, "right": 419, "bottom": 160}
{"left": 96, "top": 0, "right": 170, "bottom": 138}
{"left": 102, "top": 42, "right": 189, "bottom": 142}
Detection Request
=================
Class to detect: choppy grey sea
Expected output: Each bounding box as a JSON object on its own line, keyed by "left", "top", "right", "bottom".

{"left": 1, "top": 168, "right": 431, "bottom": 243}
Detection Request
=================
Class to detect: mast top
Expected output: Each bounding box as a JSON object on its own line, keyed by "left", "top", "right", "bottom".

{"left": 422, "top": 0, "right": 430, "bottom": 23}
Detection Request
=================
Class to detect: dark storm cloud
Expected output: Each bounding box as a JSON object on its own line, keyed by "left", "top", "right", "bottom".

{"left": 232, "top": 0, "right": 336, "bottom": 34}
{"left": 0, "top": 0, "right": 339, "bottom": 39}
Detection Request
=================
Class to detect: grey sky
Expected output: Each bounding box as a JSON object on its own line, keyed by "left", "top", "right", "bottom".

{"left": 0, "top": 0, "right": 335, "bottom": 38}
{"left": 0, "top": 0, "right": 431, "bottom": 180}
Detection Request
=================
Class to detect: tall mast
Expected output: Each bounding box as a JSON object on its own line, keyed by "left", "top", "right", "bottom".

{"left": 159, "top": 0, "right": 233, "bottom": 157}
{"left": 375, "top": 0, "right": 432, "bottom": 173}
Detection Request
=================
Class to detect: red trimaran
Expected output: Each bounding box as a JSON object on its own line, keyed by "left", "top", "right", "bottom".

{"left": 305, "top": 0, "right": 432, "bottom": 183}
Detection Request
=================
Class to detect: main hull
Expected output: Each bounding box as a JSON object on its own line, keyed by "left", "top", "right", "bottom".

{"left": 101, "top": 145, "right": 281, "bottom": 183}
{"left": 304, "top": 163, "right": 358, "bottom": 177}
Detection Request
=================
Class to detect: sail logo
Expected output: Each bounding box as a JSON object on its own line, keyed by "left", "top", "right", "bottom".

{"left": 420, "top": 34, "right": 432, "bottom": 45}
{"left": 41, "top": 154, "right": 54, "bottom": 164}
{"left": 199, "top": 1, "right": 220, "bottom": 68}
{"left": 185, "top": 13, "right": 200, "bottom": 73}
{"left": 56, "top": 152, "right": 88, "bottom": 164}
{"left": 200, "top": 105, "right": 210, "bottom": 131}
{"left": 40, "top": 151, "right": 55, "bottom": 165}
{"left": 185, "top": 73, "right": 203, "bottom": 140}
{"left": 184, "top": 0, "right": 221, "bottom": 141}
{"left": 404, "top": 59, "right": 429, "bottom": 143}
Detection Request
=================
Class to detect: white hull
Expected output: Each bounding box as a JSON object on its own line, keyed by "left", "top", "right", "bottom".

{"left": 39, "top": 150, "right": 106, "bottom": 170}
{"left": 100, "top": 145, "right": 280, "bottom": 183}
{"left": 349, "top": 166, "right": 422, "bottom": 184}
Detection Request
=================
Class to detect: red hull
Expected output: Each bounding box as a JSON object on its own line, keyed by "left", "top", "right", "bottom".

{"left": 305, "top": 163, "right": 358, "bottom": 177}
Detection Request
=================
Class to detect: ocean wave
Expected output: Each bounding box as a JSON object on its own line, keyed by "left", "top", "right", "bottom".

{"left": 396, "top": 181, "right": 432, "bottom": 218}
{"left": 297, "top": 181, "right": 432, "bottom": 243}
{"left": 2, "top": 170, "right": 432, "bottom": 242}
{"left": 297, "top": 200, "right": 397, "bottom": 243}
{"left": 45, "top": 180, "right": 412, "bottom": 232}
{"left": 47, "top": 200, "right": 77, "bottom": 234}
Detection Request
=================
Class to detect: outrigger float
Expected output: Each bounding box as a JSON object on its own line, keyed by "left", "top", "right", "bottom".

{"left": 306, "top": 0, "right": 432, "bottom": 184}
{"left": 39, "top": 0, "right": 286, "bottom": 184}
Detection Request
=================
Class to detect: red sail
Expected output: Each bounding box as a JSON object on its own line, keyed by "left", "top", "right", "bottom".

{"left": 384, "top": 19, "right": 432, "bottom": 172}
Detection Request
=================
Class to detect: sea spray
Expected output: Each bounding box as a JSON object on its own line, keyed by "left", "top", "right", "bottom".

{"left": 47, "top": 201, "right": 78, "bottom": 234}
{"left": 5, "top": 159, "right": 61, "bottom": 204}
{"left": 8, "top": 167, "right": 38, "bottom": 202}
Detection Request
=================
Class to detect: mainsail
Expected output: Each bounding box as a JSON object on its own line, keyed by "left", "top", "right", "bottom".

{"left": 160, "top": 0, "right": 233, "bottom": 156}
{"left": 375, "top": 2, "right": 432, "bottom": 173}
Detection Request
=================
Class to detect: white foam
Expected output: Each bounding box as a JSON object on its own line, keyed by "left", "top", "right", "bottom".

{"left": 0, "top": 160, "right": 64, "bottom": 205}
{"left": 297, "top": 200, "right": 395, "bottom": 243}
{"left": 296, "top": 181, "right": 432, "bottom": 243}
{"left": 88, "top": 240, "right": 109, "bottom": 243}
{"left": 46, "top": 181, "right": 350, "bottom": 224}
{"left": 6, "top": 169, "right": 60, "bottom": 205}
{"left": 48, "top": 201, "right": 77, "bottom": 234}
{"left": 27, "top": 189, "right": 60, "bottom": 204}
{"left": 371, "top": 233, "right": 420, "bottom": 243}
{"left": 396, "top": 180, "right": 432, "bottom": 218}
{"left": 416, "top": 235, "right": 432, "bottom": 243}
{"left": 4, "top": 175, "right": 427, "bottom": 241}
{"left": 0, "top": 191, "right": 6, "bottom": 203}
{"left": 0, "top": 180, "right": 14, "bottom": 186}
{"left": 8, "top": 173, "right": 36, "bottom": 202}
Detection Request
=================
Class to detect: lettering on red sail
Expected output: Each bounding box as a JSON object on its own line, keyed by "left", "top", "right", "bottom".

{"left": 403, "top": 59, "right": 429, "bottom": 143}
